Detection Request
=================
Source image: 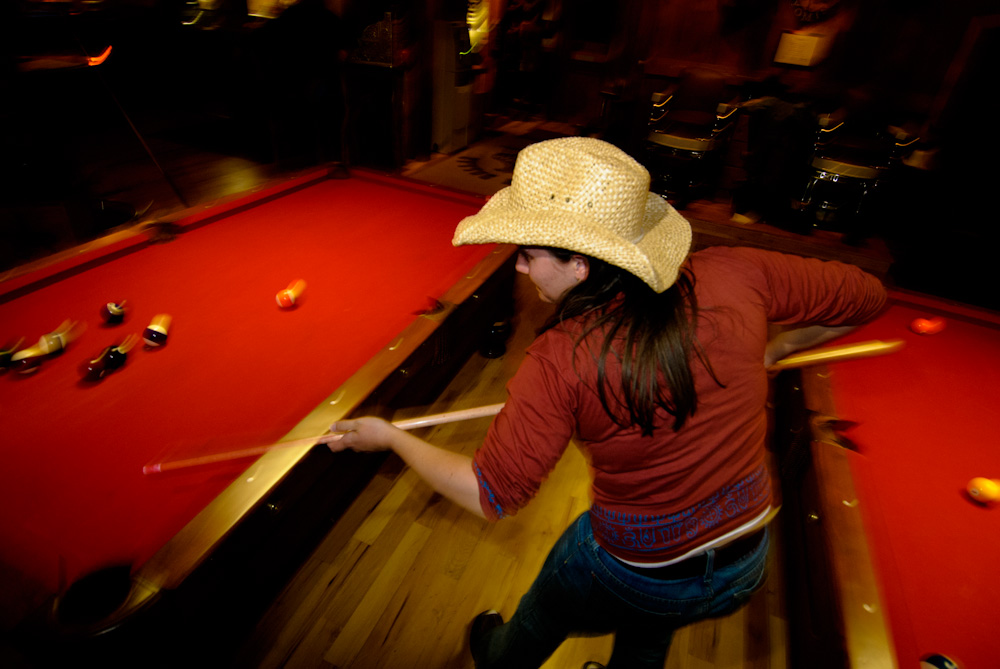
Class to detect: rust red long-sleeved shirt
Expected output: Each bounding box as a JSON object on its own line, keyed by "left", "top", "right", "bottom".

{"left": 473, "top": 246, "right": 887, "bottom": 563}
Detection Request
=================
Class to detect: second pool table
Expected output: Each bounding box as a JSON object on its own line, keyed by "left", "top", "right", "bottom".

{"left": 776, "top": 290, "right": 1000, "bottom": 668}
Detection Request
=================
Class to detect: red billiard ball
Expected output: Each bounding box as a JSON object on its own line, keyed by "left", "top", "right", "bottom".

{"left": 82, "top": 334, "right": 138, "bottom": 381}
{"left": 910, "top": 317, "right": 946, "bottom": 335}
{"left": 106, "top": 347, "right": 128, "bottom": 370}
{"left": 1, "top": 337, "right": 25, "bottom": 372}
{"left": 10, "top": 346, "right": 44, "bottom": 374}
{"left": 81, "top": 346, "right": 113, "bottom": 381}
{"left": 12, "top": 357, "right": 43, "bottom": 374}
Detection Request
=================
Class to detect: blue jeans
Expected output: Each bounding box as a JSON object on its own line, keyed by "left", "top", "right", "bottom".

{"left": 472, "top": 513, "right": 769, "bottom": 669}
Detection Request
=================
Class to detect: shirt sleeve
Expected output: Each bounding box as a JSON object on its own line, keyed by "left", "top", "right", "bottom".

{"left": 472, "top": 333, "right": 578, "bottom": 521}
{"left": 736, "top": 247, "right": 888, "bottom": 326}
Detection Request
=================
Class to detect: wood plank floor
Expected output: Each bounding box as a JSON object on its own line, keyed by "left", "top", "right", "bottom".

{"left": 235, "top": 273, "right": 790, "bottom": 669}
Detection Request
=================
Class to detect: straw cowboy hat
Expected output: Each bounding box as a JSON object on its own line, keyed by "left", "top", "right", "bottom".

{"left": 452, "top": 137, "right": 692, "bottom": 293}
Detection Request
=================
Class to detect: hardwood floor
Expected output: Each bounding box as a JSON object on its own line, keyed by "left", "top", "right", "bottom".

{"left": 234, "top": 273, "right": 791, "bottom": 669}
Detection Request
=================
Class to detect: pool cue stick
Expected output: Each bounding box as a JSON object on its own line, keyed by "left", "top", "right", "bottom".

{"left": 768, "top": 339, "right": 904, "bottom": 372}
{"left": 388, "top": 403, "right": 506, "bottom": 430}
{"left": 142, "top": 403, "right": 506, "bottom": 475}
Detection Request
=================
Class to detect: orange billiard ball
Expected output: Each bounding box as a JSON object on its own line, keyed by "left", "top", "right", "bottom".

{"left": 910, "top": 316, "right": 946, "bottom": 335}
{"left": 967, "top": 477, "right": 999, "bottom": 504}
{"left": 276, "top": 279, "right": 306, "bottom": 308}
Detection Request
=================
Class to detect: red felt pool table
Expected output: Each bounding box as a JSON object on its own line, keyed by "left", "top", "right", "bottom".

{"left": 777, "top": 290, "right": 1000, "bottom": 669}
{"left": 0, "top": 168, "right": 514, "bottom": 638}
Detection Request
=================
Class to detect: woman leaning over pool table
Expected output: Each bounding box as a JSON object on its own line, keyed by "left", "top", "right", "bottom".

{"left": 330, "top": 137, "right": 887, "bottom": 669}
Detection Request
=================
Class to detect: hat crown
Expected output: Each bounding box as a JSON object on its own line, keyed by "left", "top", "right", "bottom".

{"left": 509, "top": 138, "right": 653, "bottom": 244}
{"left": 452, "top": 136, "right": 692, "bottom": 293}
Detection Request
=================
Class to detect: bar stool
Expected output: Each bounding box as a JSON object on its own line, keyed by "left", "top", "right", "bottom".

{"left": 794, "top": 111, "right": 918, "bottom": 240}
{"left": 644, "top": 68, "right": 740, "bottom": 208}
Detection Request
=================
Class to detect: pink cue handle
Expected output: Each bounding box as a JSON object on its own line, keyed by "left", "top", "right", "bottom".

{"left": 142, "top": 403, "right": 506, "bottom": 475}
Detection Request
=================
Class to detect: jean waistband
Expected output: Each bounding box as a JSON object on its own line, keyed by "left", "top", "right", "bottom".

{"left": 612, "top": 528, "right": 766, "bottom": 580}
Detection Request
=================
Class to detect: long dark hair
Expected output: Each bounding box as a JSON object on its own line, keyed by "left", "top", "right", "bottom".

{"left": 536, "top": 247, "right": 714, "bottom": 435}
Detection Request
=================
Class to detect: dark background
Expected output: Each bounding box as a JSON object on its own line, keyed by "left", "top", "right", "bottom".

{"left": 2, "top": 0, "right": 998, "bottom": 309}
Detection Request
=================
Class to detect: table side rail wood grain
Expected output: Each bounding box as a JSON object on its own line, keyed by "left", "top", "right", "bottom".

{"left": 774, "top": 368, "right": 898, "bottom": 669}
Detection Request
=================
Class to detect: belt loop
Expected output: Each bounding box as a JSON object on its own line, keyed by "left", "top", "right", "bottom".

{"left": 702, "top": 549, "right": 716, "bottom": 586}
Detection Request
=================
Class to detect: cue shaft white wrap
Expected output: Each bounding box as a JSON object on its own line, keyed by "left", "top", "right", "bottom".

{"left": 142, "top": 403, "right": 506, "bottom": 475}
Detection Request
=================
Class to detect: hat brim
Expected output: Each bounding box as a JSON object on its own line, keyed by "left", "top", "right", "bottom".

{"left": 453, "top": 187, "right": 692, "bottom": 293}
